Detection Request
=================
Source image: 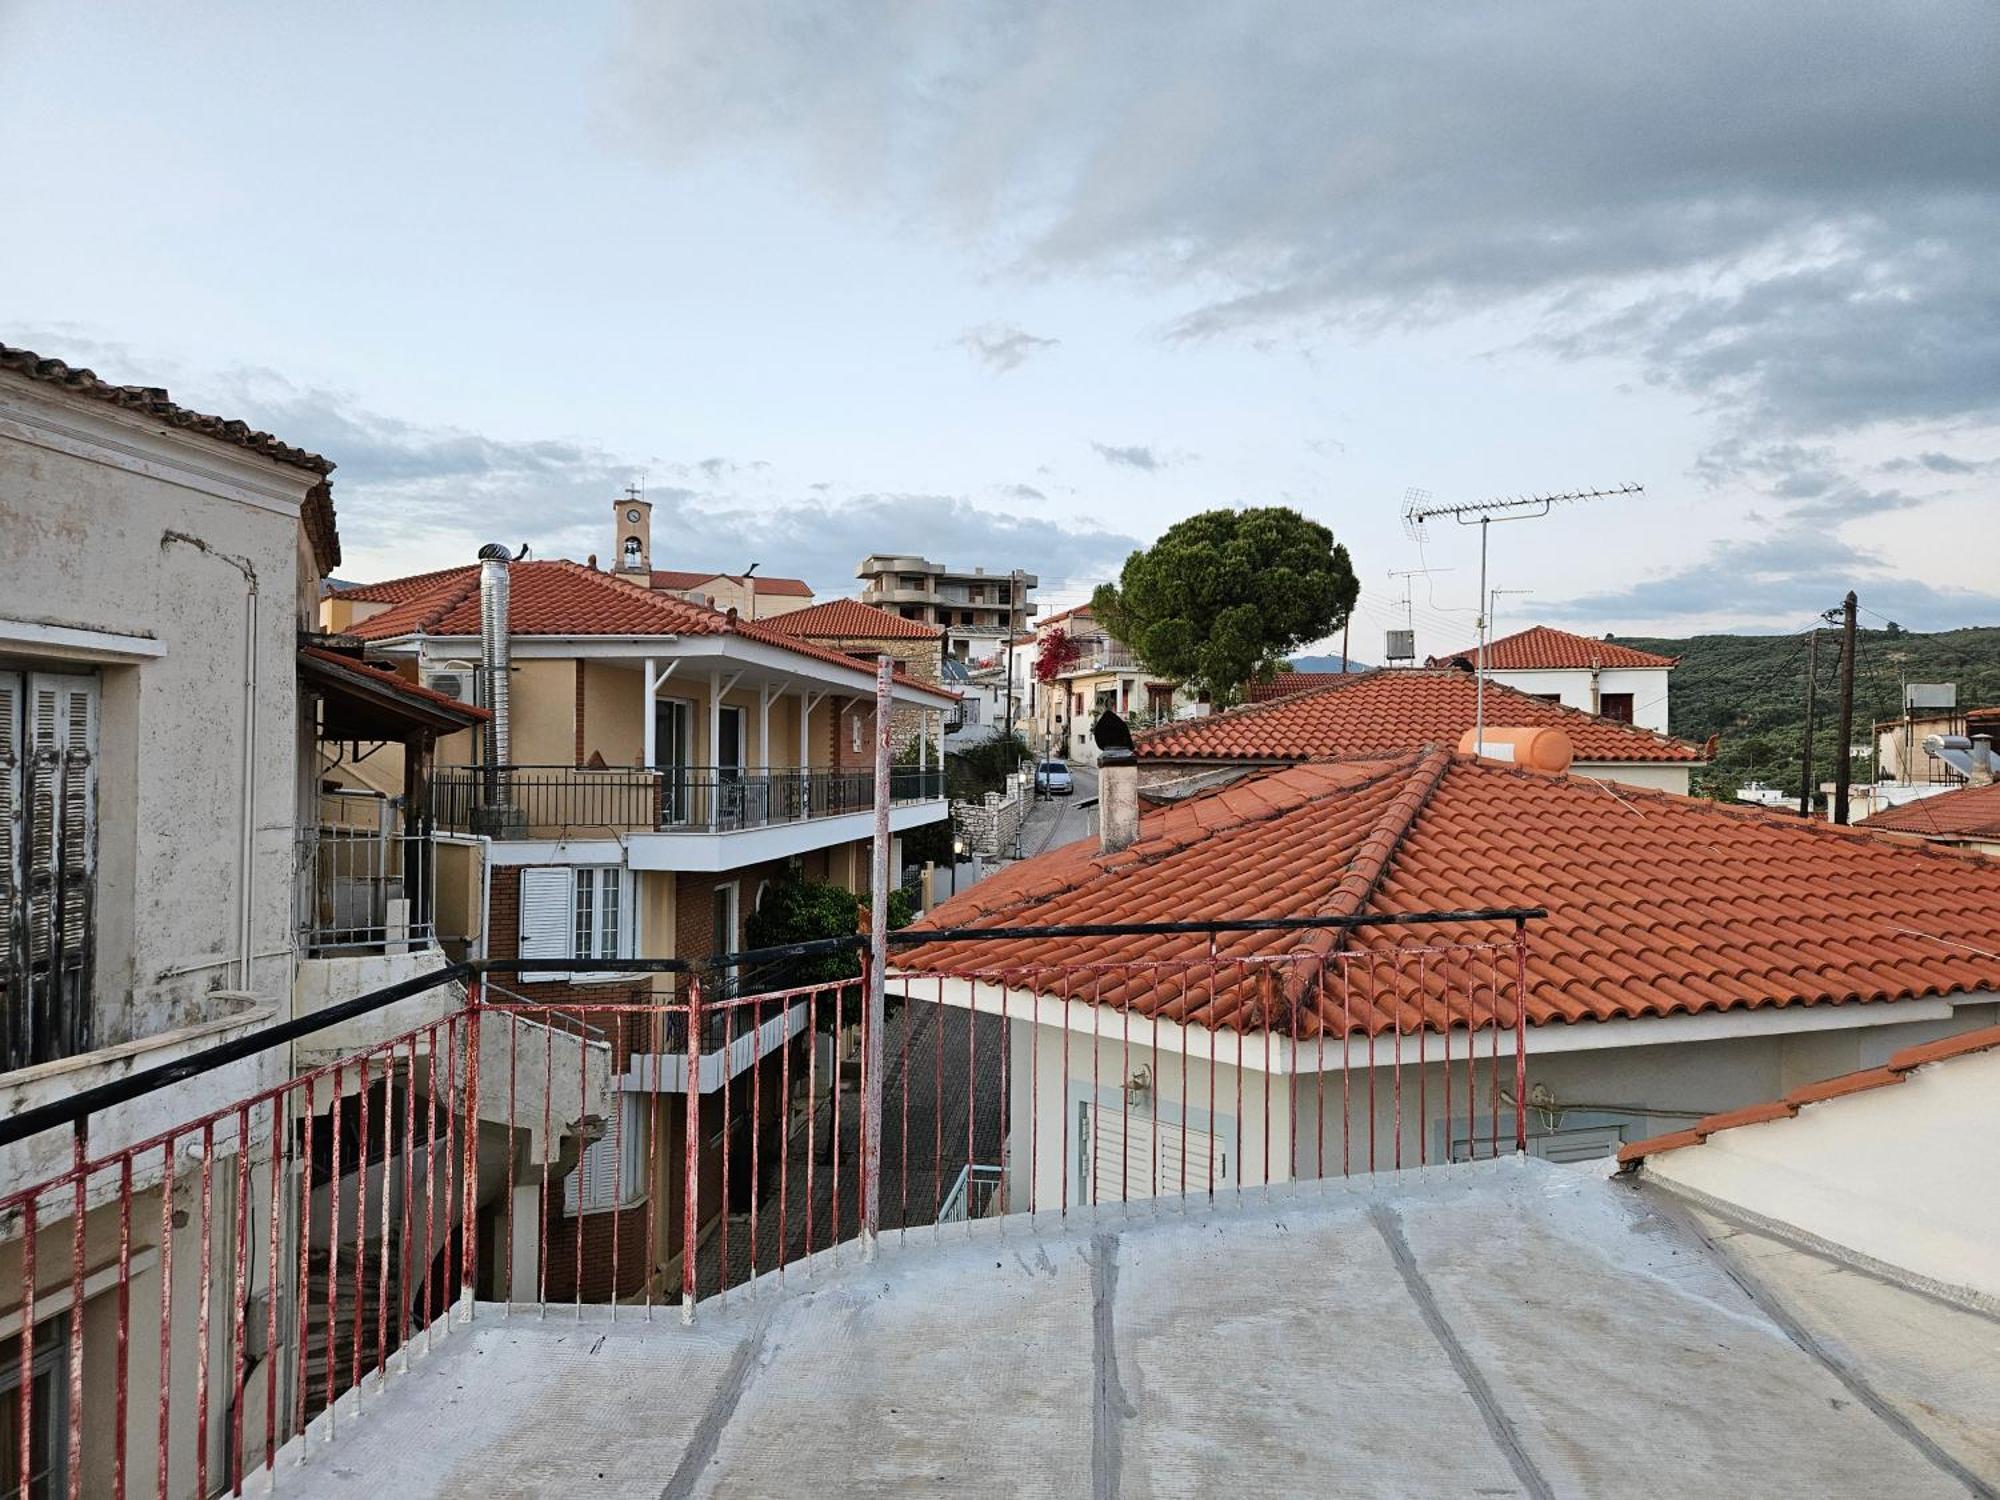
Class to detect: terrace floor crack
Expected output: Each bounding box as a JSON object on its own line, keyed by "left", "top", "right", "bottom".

{"left": 1371, "top": 1204, "right": 1554, "bottom": 1500}
{"left": 1091, "top": 1232, "right": 1133, "bottom": 1500}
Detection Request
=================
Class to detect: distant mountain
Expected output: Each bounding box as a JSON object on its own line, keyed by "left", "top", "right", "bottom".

{"left": 1287, "top": 654, "right": 1369, "bottom": 673}
{"left": 1613, "top": 626, "right": 2000, "bottom": 798}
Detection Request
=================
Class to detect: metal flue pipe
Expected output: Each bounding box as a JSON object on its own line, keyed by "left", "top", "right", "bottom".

{"left": 478, "top": 543, "right": 513, "bottom": 796}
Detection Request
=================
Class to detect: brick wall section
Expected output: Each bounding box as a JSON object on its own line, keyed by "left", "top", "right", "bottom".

{"left": 543, "top": 1196, "right": 653, "bottom": 1302}
{"left": 803, "top": 635, "right": 942, "bottom": 751}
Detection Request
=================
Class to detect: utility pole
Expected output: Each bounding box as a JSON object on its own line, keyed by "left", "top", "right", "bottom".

{"left": 1833, "top": 590, "right": 1858, "bottom": 825}
{"left": 1799, "top": 628, "right": 1819, "bottom": 819}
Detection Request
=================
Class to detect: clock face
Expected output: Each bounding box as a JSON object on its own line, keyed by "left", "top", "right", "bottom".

{"left": 625, "top": 507, "right": 642, "bottom": 523}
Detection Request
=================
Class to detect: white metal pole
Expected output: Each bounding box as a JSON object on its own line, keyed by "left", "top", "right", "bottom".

{"left": 1474, "top": 516, "right": 1488, "bottom": 756}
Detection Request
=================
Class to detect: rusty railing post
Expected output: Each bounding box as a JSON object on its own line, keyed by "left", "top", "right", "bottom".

{"left": 1512, "top": 918, "right": 1530, "bottom": 1155}
{"left": 460, "top": 975, "right": 483, "bottom": 1321}
{"left": 682, "top": 975, "right": 703, "bottom": 1323}
{"left": 863, "top": 655, "right": 891, "bottom": 1257}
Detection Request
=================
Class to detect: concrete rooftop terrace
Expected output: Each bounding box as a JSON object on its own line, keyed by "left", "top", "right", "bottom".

{"left": 270, "top": 1159, "right": 2000, "bottom": 1498}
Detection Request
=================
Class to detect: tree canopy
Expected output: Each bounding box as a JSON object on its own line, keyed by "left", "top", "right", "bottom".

{"left": 1091, "top": 507, "right": 1359, "bottom": 704}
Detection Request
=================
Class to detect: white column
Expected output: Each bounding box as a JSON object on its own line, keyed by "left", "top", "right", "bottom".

{"left": 798, "top": 689, "right": 810, "bottom": 765}
{"left": 708, "top": 670, "right": 721, "bottom": 769}
{"left": 642, "top": 656, "right": 656, "bottom": 768}
{"left": 759, "top": 683, "right": 773, "bottom": 771}
{"left": 919, "top": 704, "right": 928, "bottom": 771}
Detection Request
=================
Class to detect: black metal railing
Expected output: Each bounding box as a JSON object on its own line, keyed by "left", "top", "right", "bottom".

{"left": 432, "top": 764, "right": 948, "bottom": 839}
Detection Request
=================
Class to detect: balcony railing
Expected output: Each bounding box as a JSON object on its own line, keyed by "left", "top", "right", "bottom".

{"left": 0, "top": 908, "right": 1536, "bottom": 1491}
{"left": 296, "top": 824, "right": 437, "bottom": 956}
{"left": 431, "top": 765, "right": 948, "bottom": 839}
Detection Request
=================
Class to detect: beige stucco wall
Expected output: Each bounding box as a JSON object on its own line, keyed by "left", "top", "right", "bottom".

{"left": 0, "top": 372, "right": 324, "bottom": 1046}
{"left": 1572, "top": 761, "right": 1692, "bottom": 795}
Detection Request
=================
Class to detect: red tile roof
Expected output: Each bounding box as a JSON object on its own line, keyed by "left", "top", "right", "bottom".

{"left": 1617, "top": 1023, "right": 2000, "bottom": 1165}
{"left": 3, "top": 341, "right": 341, "bottom": 571}
{"left": 1426, "top": 626, "right": 1678, "bottom": 671}
{"left": 299, "top": 645, "right": 489, "bottom": 720}
{"left": 1855, "top": 782, "right": 2000, "bottom": 841}
{"left": 345, "top": 560, "right": 950, "bottom": 696}
{"left": 1248, "top": 672, "right": 1350, "bottom": 702}
{"left": 651, "top": 568, "right": 814, "bottom": 598}
{"left": 1138, "top": 669, "right": 1705, "bottom": 765}
{"left": 331, "top": 565, "right": 476, "bottom": 604}
{"left": 896, "top": 750, "right": 2000, "bottom": 1036}
{"left": 763, "top": 598, "right": 943, "bottom": 640}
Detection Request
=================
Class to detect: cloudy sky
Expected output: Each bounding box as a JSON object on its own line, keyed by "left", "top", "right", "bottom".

{"left": 3, "top": 2, "right": 1996, "bottom": 655}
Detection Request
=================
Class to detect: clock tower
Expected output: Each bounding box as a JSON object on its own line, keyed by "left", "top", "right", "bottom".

{"left": 613, "top": 488, "right": 652, "bottom": 579}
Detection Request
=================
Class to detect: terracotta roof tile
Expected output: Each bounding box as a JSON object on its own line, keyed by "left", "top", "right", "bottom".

{"left": 2, "top": 341, "right": 341, "bottom": 570}
{"left": 652, "top": 568, "right": 814, "bottom": 597}
{"left": 331, "top": 565, "right": 477, "bottom": 604}
{"left": 898, "top": 753, "right": 2000, "bottom": 1038}
{"left": 346, "top": 560, "right": 949, "bottom": 695}
{"left": 1138, "top": 669, "right": 1705, "bottom": 764}
{"left": 1618, "top": 1023, "right": 2000, "bottom": 1164}
{"left": 299, "top": 645, "right": 489, "bottom": 720}
{"left": 1855, "top": 782, "right": 2000, "bottom": 841}
{"left": 1426, "top": 626, "right": 1678, "bottom": 671}
{"left": 763, "top": 598, "right": 944, "bottom": 640}
{"left": 1249, "top": 672, "right": 1354, "bottom": 702}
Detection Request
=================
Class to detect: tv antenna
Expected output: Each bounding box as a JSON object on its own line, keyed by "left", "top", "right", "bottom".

{"left": 1488, "top": 587, "right": 1533, "bottom": 642}
{"left": 1386, "top": 566, "right": 1453, "bottom": 664}
{"left": 1402, "top": 484, "right": 1642, "bottom": 754}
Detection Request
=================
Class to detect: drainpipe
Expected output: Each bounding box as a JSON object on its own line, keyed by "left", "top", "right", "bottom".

{"left": 477, "top": 543, "right": 513, "bottom": 797}
{"left": 1589, "top": 656, "right": 1602, "bottom": 716}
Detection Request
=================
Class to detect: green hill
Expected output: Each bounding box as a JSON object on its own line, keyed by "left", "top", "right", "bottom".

{"left": 1610, "top": 626, "right": 2000, "bottom": 799}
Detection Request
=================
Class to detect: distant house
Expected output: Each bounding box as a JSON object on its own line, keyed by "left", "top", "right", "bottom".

{"left": 1138, "top": 668, "right": 1708, "bottom": 794}
{"left": 761, "top": 597, "right": 950, "bottom": 750}
{"left": 896, "top": 747, "right": 2000, "bottom": 1201}
{"left": 1027, "top": 604, "right": 1193, "bottom": 765}
{"left": 856, "top": 554, "right": 1036, "bottom": 661}
{"left": 1855, "top": 777, "right": 2000, "bottom": 856}
{"left": 1426, "top": 625, "right": 1676, "bottom": 733}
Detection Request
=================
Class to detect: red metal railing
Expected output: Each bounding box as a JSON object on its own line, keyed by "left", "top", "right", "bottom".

{"left": 0, "top": 920, "right": 1531, "bottom": 1495}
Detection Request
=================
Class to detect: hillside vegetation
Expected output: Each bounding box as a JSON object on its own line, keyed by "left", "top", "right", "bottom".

{"left": 1612, "top": 626, "right": 2000, "bottom": 799}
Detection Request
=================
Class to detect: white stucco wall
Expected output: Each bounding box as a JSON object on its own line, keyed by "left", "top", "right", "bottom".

{"left": 1573, "top": 761, "right": 1692, "bottom": 795}
{"left": 975, "top": 992, "right": 1999, "bottom": 1210}
{"left": 1484, "top": 664, "right": 1671, "bottom": 734}
{"left": 1641, "top": 1045, "right": 2000, "bottom": 1299}
{"left": 1, "top": 372, "right": 324, "bottom": 1049}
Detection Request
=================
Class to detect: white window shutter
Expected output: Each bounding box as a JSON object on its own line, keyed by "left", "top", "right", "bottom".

{"left": 21, "top": 674, "right": 96, "bottom": 1061}
{"left": 0, "top": 672, "right": 21, "bottom": 1034}
{"left": 518, "top": 866, "right": 575, "bottom": 982}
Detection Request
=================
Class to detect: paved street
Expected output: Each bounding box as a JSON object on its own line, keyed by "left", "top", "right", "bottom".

{"left": 1019, "top": 760, "right": 1098, "bottom": 856}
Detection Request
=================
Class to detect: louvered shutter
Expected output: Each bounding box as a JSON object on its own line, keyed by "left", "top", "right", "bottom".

{"left": 22, "top": 675, "right": 96, "bottom": 1064}
{"left": 565, "top": 1097, "right": 635, "bottom": 1213}
{"left": 1088, "top": 1104, "right": 1228, "bottom": 1206}
{"left": 0, "top": 672, "right": 22, "bottom": 1062}
{"left": 518, "top": 866, "right": 575, "bottom": 982}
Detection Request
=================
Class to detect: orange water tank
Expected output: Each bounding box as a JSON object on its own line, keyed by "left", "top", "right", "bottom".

{"left": 1456, "top": 726, "right": 1574, "bottom": 772}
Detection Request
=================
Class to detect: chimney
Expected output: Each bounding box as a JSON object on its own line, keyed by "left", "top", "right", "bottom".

{"left": 1973, "top": 734, "right": 1995, "bottom": 787}
{"left": 1094, "top": 709, "right": 1141, "bottom": 854}
{"left": 477, "top": 543, "right": 513, "bottom": 772}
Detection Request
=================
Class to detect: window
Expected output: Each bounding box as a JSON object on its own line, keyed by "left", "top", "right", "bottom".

{"left": 1598, "top": 692, "right": 1635, "bottom": 724}
{"left": 565, "top": 1095, "right": 645, "bottom": 1213}
{"left": 851, "top": 710, "right": 864, "bottom": 754}
{"left": 518, "top": 865, "right": 627, "bottom": 981}
{"left": 1530, "top": 692, "right": 1562, "bottom": 704}
{"left": 1, "top": 1312, "right": 70, "bottom": 1498}
{"left": 1, "top": 672, "right": 97, "bottom": 1071}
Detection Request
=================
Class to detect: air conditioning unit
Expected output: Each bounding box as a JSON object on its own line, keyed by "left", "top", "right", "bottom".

{"left": 423, "top": 667, "right": 481, "bottom": 706}
{"left": 1384, "top": 629, "right": 1416, "bottom": 663}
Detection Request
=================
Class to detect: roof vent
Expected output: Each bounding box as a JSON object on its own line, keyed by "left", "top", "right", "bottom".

{"left": 476, "top": 542, "right": 512, "bottom": 561}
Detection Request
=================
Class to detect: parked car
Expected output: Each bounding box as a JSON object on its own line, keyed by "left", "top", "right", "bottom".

{"left": 1036, "top": 760, "right": 1074, "bottom": 796}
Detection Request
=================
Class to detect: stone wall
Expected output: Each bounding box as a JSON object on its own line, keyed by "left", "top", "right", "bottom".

{"left": 953, "top": 773, "right": 1028, "bottom": 858}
